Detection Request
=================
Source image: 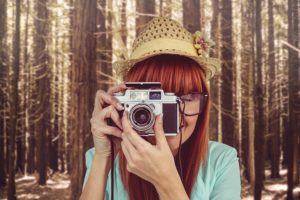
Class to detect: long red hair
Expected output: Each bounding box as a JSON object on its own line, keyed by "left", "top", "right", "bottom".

{"left": 119, "top": 54, "right": 211, "bottom": 199}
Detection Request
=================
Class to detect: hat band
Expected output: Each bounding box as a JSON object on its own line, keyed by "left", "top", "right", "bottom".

{"left": 130, "top": 38, "right": 198, "bottom": 59}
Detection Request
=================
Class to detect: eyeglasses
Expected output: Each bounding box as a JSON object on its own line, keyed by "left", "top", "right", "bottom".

{"left": 178, "top": 92, "right": 208, "bottom": 116}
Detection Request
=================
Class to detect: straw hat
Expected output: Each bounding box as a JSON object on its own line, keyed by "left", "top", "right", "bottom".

{"left": 113, "top": 17, "right": 221, "bottom": 80}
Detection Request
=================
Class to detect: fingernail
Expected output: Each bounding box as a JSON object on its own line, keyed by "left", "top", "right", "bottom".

{"left": 159, "top": 114, "right": 163, "bottom": 123}
{"left": 117, "top": 103, "right": 124, "bottom": 110}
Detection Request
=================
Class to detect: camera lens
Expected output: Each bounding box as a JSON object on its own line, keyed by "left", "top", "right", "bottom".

{"left": 134, "top": 109, "right": 151, "bottom": 125}
{"left": 130, "top": 104, "right": 155, "bottom": 132}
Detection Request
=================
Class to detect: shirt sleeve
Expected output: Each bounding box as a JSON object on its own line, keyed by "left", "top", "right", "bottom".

{"left": 83, "top": 148, "right": 94, "bottom": 189}
{"left": 210, "top": 148, "right": 241, "bottom": 200}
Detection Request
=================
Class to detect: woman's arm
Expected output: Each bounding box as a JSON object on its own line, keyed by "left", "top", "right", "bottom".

{"left": 80, "top": 154, "right": 111, "bottom": 200}
{"left": 154, "top": 169, "right": 189, "bottom": 200}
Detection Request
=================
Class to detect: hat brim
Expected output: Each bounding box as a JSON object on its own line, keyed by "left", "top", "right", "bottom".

{"left": 113, "top": 50, "right": 221, "bottom": 80}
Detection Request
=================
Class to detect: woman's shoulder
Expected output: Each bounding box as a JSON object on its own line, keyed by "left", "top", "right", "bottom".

{"left": 208, "top": 140, "right": 237, "bottom": 157}
{"left": 191, "top": 141, "right": 240, "bottom": 199}
{"left": 207, "top": 140, "right": 238, "bottom": 170}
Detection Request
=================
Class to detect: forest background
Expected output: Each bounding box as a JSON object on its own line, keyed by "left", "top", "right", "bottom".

{"left": 0, "top": 0, "right": 299, "bottom": 199}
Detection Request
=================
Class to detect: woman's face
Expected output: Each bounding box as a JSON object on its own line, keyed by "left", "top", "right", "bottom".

{"left": 166, "top": 113, "right": 198, "bottom": 156}
{"left": 147, "top": 93, "right": 201, "bottom": 156}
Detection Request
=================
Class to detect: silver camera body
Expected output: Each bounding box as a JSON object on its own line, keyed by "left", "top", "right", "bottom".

{"left": 113, "top": 82, "right": 180, "bottom": 136}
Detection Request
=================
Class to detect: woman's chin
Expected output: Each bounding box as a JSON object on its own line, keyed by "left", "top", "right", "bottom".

{"left": 142, "top": 133, "right": 183, "bottom": 156}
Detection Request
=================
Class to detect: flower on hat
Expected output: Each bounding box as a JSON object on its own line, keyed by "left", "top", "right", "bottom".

{"left": 193, "top": 31, "right": 215, "bottom": 57}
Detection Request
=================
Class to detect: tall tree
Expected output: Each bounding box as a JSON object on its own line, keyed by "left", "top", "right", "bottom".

{"left": 268, "top": 0, "right": 280, "bottom": 179}
{"left": 121, "top": 0, "right": 127, "bottom": 50}
{"left": 26, "top": 0, "right": 35, "bottom": 173}
{"left": 26, "top": 63, "right": 36, "bottom": 174}
{"left": 287, "top": 0, "right": 299, "bottom": 198}
{"left": 209, "top": 0, "right": 221, "bottom": 141}
{"left": 254, "top": 0, "right": 265, "bottom": 199}
{"left": 48, "top": 0, "right": 59, "bottom": 173}
{"left": 183, "top": 0, "right": 201, "bottom": 32}
{"left": 7, "top": 0, "right": 21, "bottom": 198}
{"left": 26, "top": 54, "right": 36, "bottom": 174}
{"left": 96, "top": 0, "right": 110, "bottom": 91}
{"left": 220, "top": 0, "right": 235, "bottom": 147}
{"left": 136, "top": 0, "right": 155, "bottom": 34}
{"left": 0, "top": 0, "right": 8, "bottom": 187}
{"left": 70, "top": 0, "right": 97, "bottom": 198}
{"left": 241, "top": 0, "right": 256, "bottom": 189}
{"left": 34, "top": 0, "right": 50, "bottom": 185}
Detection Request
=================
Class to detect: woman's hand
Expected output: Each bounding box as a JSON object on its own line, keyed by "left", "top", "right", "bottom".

{"left": 120, "top": 111, "right": 178, "bottom": 187}
{"left": 121, "top": 112, "right": 189, "bottom": 199}
{"left": 90, "top": 84, "right": 127, "bottom": 158}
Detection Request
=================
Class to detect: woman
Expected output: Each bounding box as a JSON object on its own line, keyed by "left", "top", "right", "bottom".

{"left": 80, "top": 17, "right": 241, "bottom": 200}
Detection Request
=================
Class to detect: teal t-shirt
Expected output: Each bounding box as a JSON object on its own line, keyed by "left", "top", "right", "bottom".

{"left": 83, "top": 140, "right": 241, "bottom": 200}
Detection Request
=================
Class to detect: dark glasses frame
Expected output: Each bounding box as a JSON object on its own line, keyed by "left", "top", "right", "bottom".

{"left": 177, "top": 91, "right": 209, "bottom": 116}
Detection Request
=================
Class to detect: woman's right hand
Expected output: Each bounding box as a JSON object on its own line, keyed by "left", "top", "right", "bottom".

{"left": 90, "top": 84, "right": 128, "bottom": 158}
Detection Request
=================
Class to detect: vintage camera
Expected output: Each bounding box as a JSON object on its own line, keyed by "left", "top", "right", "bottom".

{"left": 113, "top": 82, "right": 180, "bottom": 136}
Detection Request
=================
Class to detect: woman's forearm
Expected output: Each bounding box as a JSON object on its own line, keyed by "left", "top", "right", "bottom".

{"left": 154, "top": 171, "right": 189, "bottom": 200}
{"left": 80, "top": 154, "right": 111, "bottom": 200}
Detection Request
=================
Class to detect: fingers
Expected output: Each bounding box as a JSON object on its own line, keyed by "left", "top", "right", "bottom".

{"left": 153, "top": 114, "right": 167, "bottom": 148}
{"left": 121, "top": 134, "right": 138, "bottom": 158}
{"left": 92, "top": 125, "right": 123, "bottom": 138}
{"left": 90, "top": 105, "right": 123, "bottom": 139}
{"left": 121, "top": 111, "right": 151, "bottom": 150}
{"left": 107, "top": 83, "right": 128, "bottom": 95}
{"left": 100, "top": 105, "right": 123, "bottom": 130}
{"left": 94, "top": 90, "right": 124, "bottom": 114}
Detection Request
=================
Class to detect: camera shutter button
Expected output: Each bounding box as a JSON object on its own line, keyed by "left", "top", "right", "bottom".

{"left": 165, "top": 92, "right": 175, "bottom": 95}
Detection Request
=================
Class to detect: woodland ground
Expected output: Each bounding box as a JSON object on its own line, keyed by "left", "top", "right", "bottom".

{"left": 0, "top": 168, "right": 300, "bottom": 199}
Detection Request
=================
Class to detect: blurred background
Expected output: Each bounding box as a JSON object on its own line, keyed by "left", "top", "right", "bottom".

{"left": 0, "top": 0, "right": 299, "bottom": 199}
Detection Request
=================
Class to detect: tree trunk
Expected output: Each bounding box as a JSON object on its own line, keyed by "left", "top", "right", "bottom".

{"left": 121, "top": 0, "right": 127, "bottom": 49}
{"left": 49, "top": 2, "right": 59, "bottom": 173}
{"left": 209, "top": 0, "right": 220, "bottom": 141}
{"left": 136, "top": 0, "right": 155, "bottom": 34}
{"left": 66, "top": 0, "right": 73, "bottom": 175}
{"left": 291, "top": 0, "right": 299, "bottom": 187}
{"left": 183, "top": 0, "right": 201, "bottom": 32}
{"left": 23, "top": 0, "right": 31, "bottom": 175}
{"left": 287, "top": 0, "right": 299, "bottom": 198}
{"left": 70, "top": 0, "right": 97, "bottom": 198}
{"left": 34, "top": 0, "right": 50, "bottom": 185}
{"left": 26, "top": 21, "right": 36, "bottom": 174}
{"left": 240, "top": 0, "right": 255, "bottom": 188}
{"left": 220, "top": 0, "right": 235, "bottom": 147}
{"left": 254, "top": 0, "right": 265, "bottom": 199}
{"left": 7, "top": 0, "right": 21, "bottom": 198}
{"left": 281, "top": 73, "right": 289, "bottom": 167}
{"left": 26, "top": 56, "right": 36, "bottom": 174}
{"left": 96, "top": 0, "right": 109, "bottom": 90}
{"left": 0, "top": 0, "right": 8, "bottom": 187}
{"left": 26, "top": 125, "right": 35, "bottom": 174}
{"left": 268, "top": 0, "right": 280, "bottom": 179}
{"left": 16, "top": 134, "right": 25, "bottom": 173}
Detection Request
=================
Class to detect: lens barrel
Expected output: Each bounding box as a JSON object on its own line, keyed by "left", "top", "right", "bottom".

{"left": 129, "top": 104, "right": 155, "bottom": 132}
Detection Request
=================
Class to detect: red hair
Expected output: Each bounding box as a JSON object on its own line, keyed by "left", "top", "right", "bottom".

{"left": 119, "top": 54, "right": 211, "bottom": 199}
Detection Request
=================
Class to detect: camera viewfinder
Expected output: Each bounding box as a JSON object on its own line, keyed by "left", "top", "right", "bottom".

{"left": 149, "top": 91, "right": 161, "bottom": 100}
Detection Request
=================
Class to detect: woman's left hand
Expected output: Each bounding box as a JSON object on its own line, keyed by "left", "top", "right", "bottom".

{"left": 120, "top": 111, "right": 177, "bottom": 187}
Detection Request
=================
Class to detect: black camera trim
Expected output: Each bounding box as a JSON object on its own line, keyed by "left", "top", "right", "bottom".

{"left": 125, "top": 82, "right": 161, "bottom": 89}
